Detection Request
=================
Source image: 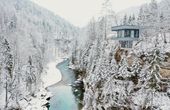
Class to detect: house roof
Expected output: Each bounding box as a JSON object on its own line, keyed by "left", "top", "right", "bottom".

{"left": 112, "top": 25, "right": 140, "bottom": 31}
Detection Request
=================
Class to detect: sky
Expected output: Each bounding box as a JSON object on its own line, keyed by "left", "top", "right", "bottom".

{"left": 31, "top": 0, "right": 161, "bottom": 27}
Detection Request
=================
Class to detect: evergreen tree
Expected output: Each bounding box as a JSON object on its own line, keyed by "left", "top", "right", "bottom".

{"left": 123, "top": 15, "right": 127, "bottom": 25}
{"left": 128, "top": 15, "right": 132, "bottom": 25}
{"left": 132, "top": 14, "right": 136, "bottom": 25}
{"left": 149, "top": 0, "right": 158, "bottom": 28}
{"left": 0, "top": 38, "right": 13, "bottom": 109}
{"left": 25, "top": 56, "right": 36, "bottom": 95}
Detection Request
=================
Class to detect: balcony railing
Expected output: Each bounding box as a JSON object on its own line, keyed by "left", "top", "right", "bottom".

{"left": 113, "top": 37, "right": 139, "bottom": 41}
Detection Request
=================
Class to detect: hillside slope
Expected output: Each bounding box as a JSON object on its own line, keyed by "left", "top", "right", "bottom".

{"left": 0, "top": 0, "right": 79, "bottom": 109}
{"left": 71, "top": 0, "right": 170, "bottom": 110}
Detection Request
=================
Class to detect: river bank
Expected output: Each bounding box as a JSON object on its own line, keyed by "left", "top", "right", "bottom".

{"left": 47, "top": 59, "right": 78, "bottom": 110}
{"left": 42, "top": 58, "right": 64, "bottom": 88}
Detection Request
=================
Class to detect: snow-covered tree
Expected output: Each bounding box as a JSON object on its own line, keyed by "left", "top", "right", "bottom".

{"left": 0, "top": 0, "right": 79, "bottom": 109}
{"left": 123, "top": 14, "right": 128, "bottom": 25}
{"left": 128, "top": 15, "right": 132, "bottom": 25}
{"left": 0, "top": 37, "right": 13, "bottom": 109}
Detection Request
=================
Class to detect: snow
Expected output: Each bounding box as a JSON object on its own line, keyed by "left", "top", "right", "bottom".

{"left": 18, "top": 58, "right": 65, "bottom": 110}
{"left": 19, "top": 87, "right": 51, "bottom": 110}
{"left": 42, "top": 58, "right": 64, "bottom": 88}
{"left": 18, "top": 57, "right": 66, "bottom": 110}
{"left": 0, "top": 90, "right": 5, "bottom": 108}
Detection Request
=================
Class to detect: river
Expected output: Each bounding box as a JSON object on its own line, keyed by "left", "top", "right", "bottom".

{"left": 47, "top": 59, "right": 78, "bottom": 110}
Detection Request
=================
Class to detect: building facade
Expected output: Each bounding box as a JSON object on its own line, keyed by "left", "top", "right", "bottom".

{"left": 112, "top": 25, "right": 140, "bottom": 48}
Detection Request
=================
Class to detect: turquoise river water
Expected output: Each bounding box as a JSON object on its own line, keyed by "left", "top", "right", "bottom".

{"left": 47, "top": 60, "right": 78, "bottom": 110}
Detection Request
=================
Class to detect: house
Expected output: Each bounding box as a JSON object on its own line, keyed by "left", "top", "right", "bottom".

{"left": 112, "top": 25, "right": 140, "bottom": 48}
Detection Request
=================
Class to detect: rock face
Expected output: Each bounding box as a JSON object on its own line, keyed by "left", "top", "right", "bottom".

{"left": 160, "top": 53, "right": 170, "bottom": 79}
{"left": 160, "top": 68, "right": 170, "bottom": 78}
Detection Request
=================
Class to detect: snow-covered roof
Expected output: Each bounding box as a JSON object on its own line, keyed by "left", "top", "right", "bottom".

{"left": 107, "top": 33, "right": 117, "bottom": 39}
{"left": 112, "top": 25, "right": 140, "bottom": 31}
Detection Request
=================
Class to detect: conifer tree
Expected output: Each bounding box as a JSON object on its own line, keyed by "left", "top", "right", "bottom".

{"left": 123, "top": 15, "right": 127, "bottom": 25}
{"left": 25, "top": 56, "right": 36, "bottom": 95}
{"left": 0, "top": 38, "right": 13, "bottom": 109}
{"left": 128, "top": 15, "right": 132, "bottom": 25}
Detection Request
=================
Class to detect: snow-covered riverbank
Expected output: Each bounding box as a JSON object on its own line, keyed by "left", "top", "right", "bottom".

{"left": 19, "top": 58, "right": 65, "bottom": 110}
{"left": 42, "top": 58, "right": 64, "bottom": 88}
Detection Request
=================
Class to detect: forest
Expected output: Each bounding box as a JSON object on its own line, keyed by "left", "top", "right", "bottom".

{"left": 0, "top": 0, "right": 170, "bottom": 110}
{"left": 72, "top": 0, "right": 170, "bottom": 110}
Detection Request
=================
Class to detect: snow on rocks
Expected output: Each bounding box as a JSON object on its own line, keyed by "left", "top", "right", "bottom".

{"left": 18, "top": 87, "right": 51, "bottom": 110}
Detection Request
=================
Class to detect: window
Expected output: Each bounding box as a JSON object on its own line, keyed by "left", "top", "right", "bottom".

{"left": 118, "top": 30, "right": 124, "bottom": 38}
{"left": 125, "top": 30, "right": 131, "bottom": 37}
{"left": 118, "top": 31, "right": 121, "bottom": 38}
{"left": 122, "top": 30, "right": 124, "bottom": 37}
{"left": 131, "top": 30, "right": 134, "bottom": 38}
{"left": 134, "top": 30, "right": 139, "bottom": 38}
{"left": 119, "top": 41, "right": 126, "bottom": 48}
{"left": 119, "top": 41, "right": 133, "bottom": 48}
